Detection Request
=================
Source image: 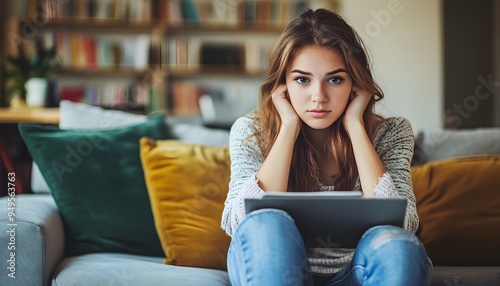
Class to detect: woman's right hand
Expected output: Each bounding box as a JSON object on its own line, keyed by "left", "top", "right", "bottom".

{"left": 271, "top": 84, "right": 301, "bottom": 135}
{"left": 257, "top": 84, "right": 301, "bottom": 192}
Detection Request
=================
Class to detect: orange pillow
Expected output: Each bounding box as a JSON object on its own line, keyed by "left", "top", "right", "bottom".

{"left": 412, "top": 155, "right": 500, "bottom": 265}
{"left": 140, "top": 138, "right": 231, "bottom": 270}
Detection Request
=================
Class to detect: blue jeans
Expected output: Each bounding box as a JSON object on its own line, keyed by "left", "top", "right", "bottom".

{"left": 227, "top": 209, "right": 433, "bottom": 286}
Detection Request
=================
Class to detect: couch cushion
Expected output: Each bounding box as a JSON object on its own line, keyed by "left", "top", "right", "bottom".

{"left": 19, "top": 113, "right": 170, "bottom": 257}
{"left": 430, "top": 266, "right": 500, "bottom": 286}
{"left": 0, "top": 194, "right": 64, "bottom": 286}
{"left": 415, "top": 128, "right": 500, "bottom": 163}
{"left": 412, "top": 155, "right": 500, "bottom": 265}
{"left": 52, "top": 253, "right": 229, "bottom": 286}
{"left": 59, "top": 100, "right": 146, "bottom": 130}
{"left": 31, "top": 101, "right": 230, "bottom": 193}
{"left": 31, "top": 100, "right": 148, "bottom": 193}
{"left": 140, "top": 139, "right": 231, "bottom": 270}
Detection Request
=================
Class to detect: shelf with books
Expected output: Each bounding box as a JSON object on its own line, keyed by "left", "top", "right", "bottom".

{"left": 20, "top": 0, "right": 166, "bottom": 113}
{"left": 27, "top": 0, "right": 155, "bottom": 24}
{"left": 49, "top": 69, "right": 166, "bottom": 114}
{"left": 163, "top": 33, "right": 274, "bottom": 118}
{"left": 11, "top": 0, "right": 339, "bottom": 118}
{"left": 55, "top": 82, "right": 152, "bottom": 113}
{"left": 50, "top": 30, "right": 157, "bottom": 71}
{"left": 166, "top": 77, "right": 261, "bottom": 120}
{"left": 164, "top": 31, "right": 277, "bottom": 75}
{"left": 41, "top": 28, "right": 163, "bottom": 113}
{"left": 163, "top": 0, "right": 338, "bottom": 29}
{"left": 162, "top": 0, "right": 339, "bottom": 121}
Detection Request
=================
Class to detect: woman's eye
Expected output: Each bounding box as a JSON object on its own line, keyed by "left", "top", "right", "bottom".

{"left": 295, "top": 77, "right": 309, "bottom": 84}
{"left": 329, "top": 77, "right": 343, "bottom": 84}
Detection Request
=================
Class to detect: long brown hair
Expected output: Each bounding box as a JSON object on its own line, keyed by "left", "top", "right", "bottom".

{"left": 255, "top": 8, "right": 384, "bottom": 192}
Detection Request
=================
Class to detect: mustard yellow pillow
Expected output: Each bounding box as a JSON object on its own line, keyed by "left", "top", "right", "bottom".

{"left": 140, "top": 138, "right": 231, "bottom": 270}
{"left": 412, "top": 155, "right": 500, "bottom": 265}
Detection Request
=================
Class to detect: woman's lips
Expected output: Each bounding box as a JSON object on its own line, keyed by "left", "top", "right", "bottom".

{"left": 308, "top": 109, "right": 331, "bottom": 118}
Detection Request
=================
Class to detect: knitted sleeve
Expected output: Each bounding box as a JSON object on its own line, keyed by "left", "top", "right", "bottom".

{"left": 371, "top": 117, "right": 419, "bottom": 233}
{"left": 221, "top": 116, "right": 265, "bottom": 237}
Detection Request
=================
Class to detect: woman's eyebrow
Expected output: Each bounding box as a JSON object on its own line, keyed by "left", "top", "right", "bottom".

{"left": 291, "top": 69, "right": 312, "bottom": 75}
{"left": 291, "top": 68, "right": 348, "bottom": 76}
{"left": 325, "top": 68, "right": 348, "bottom": 75}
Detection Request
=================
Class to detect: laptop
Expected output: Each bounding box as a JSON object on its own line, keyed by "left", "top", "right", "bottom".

{"left": 245, "top": 191, "right": 407, "bottom": 248}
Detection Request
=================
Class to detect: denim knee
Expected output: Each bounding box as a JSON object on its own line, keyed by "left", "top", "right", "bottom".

{"left": 234, "top": 208, "right": 295, "bottom": 238}
{"left": 350, "top": 225, "right": 432, "bottom": 285}
{"left": 360, "top": 225, "right": 422, "bottom": 251}
{"left": 228, "top": 209, "right": 312, "bottom": 286}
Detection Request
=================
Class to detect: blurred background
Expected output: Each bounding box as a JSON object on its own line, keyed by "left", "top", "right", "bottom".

{"left": 0, "top": 0, "right": 499, "bottom": 132}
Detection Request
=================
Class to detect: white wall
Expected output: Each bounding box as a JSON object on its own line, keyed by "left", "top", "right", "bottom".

{"left": 339, "top": 0, "right": 443, "bottom": 133}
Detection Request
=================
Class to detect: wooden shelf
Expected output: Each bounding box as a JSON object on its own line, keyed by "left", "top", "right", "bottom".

{"left": 168, "top": 69, "right": 265, "bottom": 79}
{"left": 54, "top": 67, "right": 268, "bottom": 79}
{"left": 0, "top": 107, "right": 59, "bottom": 124}
{"left": 41, "top": 19, "right": 165, "bottom": 33}
{"left": 51, "top": 67, "right": 166, "bottom": 78}
{"left": 43, "top": 20, "right": 284, "bottom": 34}
{"left": 167, "top": 25, "right": 284, "bottom": 35}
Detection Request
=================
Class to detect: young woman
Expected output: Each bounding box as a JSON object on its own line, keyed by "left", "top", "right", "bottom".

{"left": 221, "top": 8, "right": 432, "bottom": 286}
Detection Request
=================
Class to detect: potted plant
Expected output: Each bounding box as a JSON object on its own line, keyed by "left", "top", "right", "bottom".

{"left": 2, "top": 37, "right": 56, "bottom": 108}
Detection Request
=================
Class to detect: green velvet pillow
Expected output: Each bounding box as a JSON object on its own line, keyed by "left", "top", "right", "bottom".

{"left": 18, "top": 112, "right": 170, "bottom": 257}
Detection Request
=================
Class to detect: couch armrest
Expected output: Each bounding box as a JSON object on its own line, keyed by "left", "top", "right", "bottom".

{"left": 0, "top": 194, "right": 65, "bottom": 286}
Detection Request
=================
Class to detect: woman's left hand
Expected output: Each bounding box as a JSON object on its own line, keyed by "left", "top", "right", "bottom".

{"left": 343, "top": 85, "right": 372, "bottom": 130}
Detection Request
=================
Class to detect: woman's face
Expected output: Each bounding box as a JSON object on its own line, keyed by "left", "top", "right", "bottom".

{"left": 285, "top": 45, "right": 353, "bottom": 130}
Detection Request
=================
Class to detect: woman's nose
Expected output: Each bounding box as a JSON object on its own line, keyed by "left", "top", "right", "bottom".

{"left": 311, "top": 84, "right": 328, "bottom": 103}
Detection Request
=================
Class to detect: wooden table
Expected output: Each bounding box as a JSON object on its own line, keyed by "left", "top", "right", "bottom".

{"left": 0, "top": 108, "right": 60, "bottom": 195}
{"left": 0, "top": 107, "right": 60, "bottom": 124}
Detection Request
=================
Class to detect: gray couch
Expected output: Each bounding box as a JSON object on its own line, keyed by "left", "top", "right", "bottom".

{"left": 1, "top": 122, "right": 500, "bottom": 286}
{"left": 0, "top": 194, "right": 229, "bottom": 286}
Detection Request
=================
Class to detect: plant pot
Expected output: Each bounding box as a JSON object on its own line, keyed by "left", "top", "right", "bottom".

{"left": 25, "top": 77, "right": 48, "bottom": 107}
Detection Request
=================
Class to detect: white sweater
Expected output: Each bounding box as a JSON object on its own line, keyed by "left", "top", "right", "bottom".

{"left": 221, "top": 115, "right": 419, "bottom": 274}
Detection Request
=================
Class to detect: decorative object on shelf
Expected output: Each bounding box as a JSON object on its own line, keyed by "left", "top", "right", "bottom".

{"left": 25, "top": 77, "right": 48, "bottom": 107}
{"left": 2, "top": 37, "right": 56, "bottom": 108}
{"left": 200, "top": 43, "right": 246, "bottom": 71}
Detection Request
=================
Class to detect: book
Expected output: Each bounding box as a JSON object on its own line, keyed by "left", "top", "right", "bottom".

{"left": 181, "top": 0, "right": 199, "bottom": 25}
{"left": 171, "top": 81, "right": 202, "bottom": 116}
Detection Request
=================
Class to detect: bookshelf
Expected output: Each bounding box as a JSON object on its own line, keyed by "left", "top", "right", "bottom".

{"left": 3, "top": 0, "right": 338, "bottom": 118}
{"left": 15, "top": 0, "right": 165, "bottom": 113}
{"left": 163, "top": 0, "right": 339, "bottom": 121}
